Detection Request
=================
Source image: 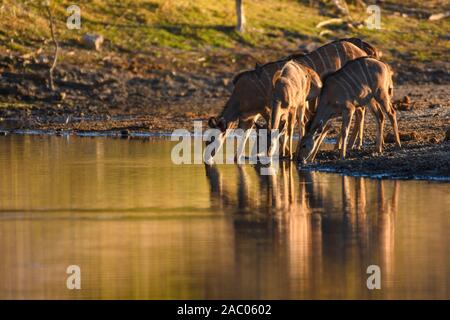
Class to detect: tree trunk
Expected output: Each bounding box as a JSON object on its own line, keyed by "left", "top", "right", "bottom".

{"left": 45, "top": 3, "right": 59, "bottom": 91}
{"left": 236, "top": 0, "right": 246, "bottom": 33}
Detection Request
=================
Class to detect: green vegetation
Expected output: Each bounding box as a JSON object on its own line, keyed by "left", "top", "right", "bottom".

{"left": 0, "top": 0, "right": 449, "bottom": 63}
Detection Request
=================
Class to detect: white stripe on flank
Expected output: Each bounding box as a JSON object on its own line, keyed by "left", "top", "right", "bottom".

{"left": 339, "top": 72, "right": 355, "bottom": 99}
{"left": 336, "top": 77, "right": 350, "bottom": 100}
{"left": 341, "top": 43, "right": 348, "bottom": 62}
{"left": 363, "top": 59, "right": 374, "bottom": 88}
{"left": 261, "top": 67, "right": 271, "bottom": 86}
{"left": 346, "top": 66, "right": 363, "bottom": 98}
{"left": 357, "top": 60, "right": 370, "bottom": 89}
{"left": 317, "top": 50, "right": 327, "bottom": 74}
{"left": 249, "top": 74, "right": 267, "bottom": 98}
{"left": 256, "top": 71, "right": 267, "bottom": 92}
{"left": 325, "top": 46, "right": 333, "bottom": 71}
{"left": 333, "top": 44, "right": 342, "bottom": 69}
{"left": 303, "top": 55, "right": 317, "bottom": 73}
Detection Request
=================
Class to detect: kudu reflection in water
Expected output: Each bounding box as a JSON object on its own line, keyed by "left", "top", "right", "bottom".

{"left": 204, "top": 164, "right": 399, "bottom": 297}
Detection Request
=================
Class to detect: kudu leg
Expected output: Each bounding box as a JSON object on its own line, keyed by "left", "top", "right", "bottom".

{"left": 310, "top": 130, "right": 329, "bottom": 162}
{"left": 369, "top": 100, "right": 385, "bottom": 153}
{"left": 348, "top": 107, "right": 365, "bottom": 150}
{"left": 236, "top": 118, "right": 256, "bottom": 162}
{"left": 388, "top": 108, "right": 401, "bottom": 148}
{"left": 294, "top": 103, "right": 306, "bottom": 159}
{"left": 356, "top": 107, "right": 366, "bottom": 150}
{"left": 281, "top": 130, "right": 289, "bottom": 158}
{"left": 339, "top": 105, "right": 355, "bottom": 159}
{"left": 378, "top": 92, "right": 401, "bottom": 149}
{"left": 286, "top": 107, "right": 298, "bottom": 160}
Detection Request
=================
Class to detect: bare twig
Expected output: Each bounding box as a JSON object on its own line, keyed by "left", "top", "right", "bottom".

{"left": 45, "top": 2, "right": 59, "bottom": 91}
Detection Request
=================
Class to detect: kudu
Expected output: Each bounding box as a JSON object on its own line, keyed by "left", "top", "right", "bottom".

{"left": 297, "top": 57, "right": 401, "bottom": 162}
{"left": 205, "top": 39, "right": 377, "bottom": 163}
{"left": 268, "top": 61, "right": 321, "bottom": 159}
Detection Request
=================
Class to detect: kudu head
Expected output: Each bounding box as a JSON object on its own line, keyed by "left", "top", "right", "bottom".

{"left": 204, "top": 116, "right": 227, "bottom": 164}
{"left": 208, "top": 116, "right": 226, "bottom": 132}
{"left": 268, "top": 70, "right": 289, "bottom": 157}
{"left": 297, "top": 120, "right": 326, "bottom": 164}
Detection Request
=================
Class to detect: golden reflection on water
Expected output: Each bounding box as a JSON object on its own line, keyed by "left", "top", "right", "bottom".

{"left": 0, "top": 135, "right": 449, "bottom": 299}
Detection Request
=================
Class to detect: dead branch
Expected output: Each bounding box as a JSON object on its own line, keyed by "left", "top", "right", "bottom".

{"left": 316, "top": 18, "right": 344, "bottom": 29}
{"left": 45, "top": 2, "right": 59, "bottom": 91}
{"left": 429, "top": 11, "right": 450, "bottom": 21}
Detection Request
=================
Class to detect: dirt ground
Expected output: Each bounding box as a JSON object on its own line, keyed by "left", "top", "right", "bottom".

{"left": 0, "top": 45, "right": 449, "bottom": 179}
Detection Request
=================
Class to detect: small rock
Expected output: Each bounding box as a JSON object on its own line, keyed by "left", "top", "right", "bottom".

{"left": 402, "top": 95, "right": 411, "bottom": 104}
{"left": 386, "top": 131, "right": 420, "bottom": 143}
{"left": 429, "top": 103, "right": 441, "bottom": 109}
{"left": 81, "top": 34, "right": 104, "bottom": 51}
{"left": 385, "top": 133, "right": 396, "bottom": 143}
{"left": 406, "top": 131, "right": 420, "bottom": 141}
{"left": 396, "top": 103, "right": 412, "bottom": 111}
{"left": 394, "top": 95, "right": 414, "bottom": 111}
{"left": 35, "top": 54, "right": 49, "bottom": 64}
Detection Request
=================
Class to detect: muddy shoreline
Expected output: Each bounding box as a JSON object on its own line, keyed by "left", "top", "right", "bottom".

{"left": 302, "top": 141, "right": 450, "bottom": 181}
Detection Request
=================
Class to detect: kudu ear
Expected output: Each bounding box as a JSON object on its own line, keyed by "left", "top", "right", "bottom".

{"left": 208, "top": 117, "right": 217, "bottom": 128}
{"left": 305, "top": 67, "right": 322, "bottom": 100}
{"left": 272, "top": 70, "right": 282, "bottom": 88}
{"left": 217, "top": 117, "right": 227, "bottom": 132}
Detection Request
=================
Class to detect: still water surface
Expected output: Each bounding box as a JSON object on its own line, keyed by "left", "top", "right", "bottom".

{"left": 0, "top": 135, "right": 449, "bottom": 299}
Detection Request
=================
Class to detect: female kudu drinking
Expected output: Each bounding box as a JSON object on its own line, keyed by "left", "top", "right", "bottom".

{"left": 268, "top": 61, "right": 321, "bottom": 159}
{"left": 297, "top": 57, "right": 401, "bottom": 162}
